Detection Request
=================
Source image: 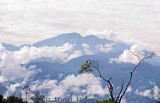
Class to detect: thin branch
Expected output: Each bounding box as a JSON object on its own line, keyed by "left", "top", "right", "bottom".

{"left": 119, "top": 72, "right": 133, "bottom": 102}
{"left": 119, "top": 51, "right": 156, "bottom": 102}
{"left": 129, "top": 51, "right": 141, "bottom": 61}
{"left": 92, "top": 61, "right": 115, "bottom": 100}
{"left": 116, "top": 82, "right": 124, "bottom": 102}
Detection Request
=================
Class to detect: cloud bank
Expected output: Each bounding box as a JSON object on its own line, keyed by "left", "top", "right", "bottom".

{"left": 0, "top": 0, "right": 160, "bottom": 49}
{"left": 135, "top": 85, "right": 160, "bottom": 100}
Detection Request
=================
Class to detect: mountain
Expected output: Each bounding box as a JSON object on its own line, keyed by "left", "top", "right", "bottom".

{"left": 27, "top": 53, "right": 160, "bottom": 103}
{"left": 33, "top": 33, "right": 111, "bottom": 47}
{"left": 33, "top": 32, "right": 130, "bottom": 53}
{"left": 1, "top": 33, "right": 160, "bottom": 102}
{"left": 2, "top": 43, "right": 20, "bottom": 51}
{"left": 2, "top": 33, "right": 130, "bottom": 64}
{"left": 28, "top": 52, "right": 160, "bottom": 84}
{"left": 2, "top": 33, "right": 130, "bottom": 54}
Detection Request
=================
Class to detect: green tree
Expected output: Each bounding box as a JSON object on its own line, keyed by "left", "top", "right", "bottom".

{"left": 7, "top": 95, "right": 27, "bottom": 103}
{"left": 0, "top": 95, "right": 27, "bottom": 103}
{"left": 0, "top": 94, "right": 3, "bottom": 102}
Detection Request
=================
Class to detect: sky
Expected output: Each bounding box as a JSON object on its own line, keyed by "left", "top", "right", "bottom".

{"left": 0, "top": 0, "right": 160, "bottom": 50}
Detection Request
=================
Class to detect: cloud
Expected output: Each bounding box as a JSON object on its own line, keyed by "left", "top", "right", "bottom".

{"left": 0, "top": 42, "right": 84, "bottom": 98}
{"left": 121, "top": 96, "right": 127, "bottom": 103}
{"left": 58, "top": 73, "right": 65, "bottom": 79}
{"left": 96, "top": 43, "right": 113, "bottom": 53}
{"left": 30, "top": 73, "right": 109, "bottom": 101}
{"left": 4, "top": 79, "right": 27, "bottom": 98}
{"left": 0, "top": 42, "right": 108, "bottom": 99}
{"left": 81, "top": 43, "right": 93, "bottom": 55}
{"left": 110, "top": 49, "right": 140, "bottom": 64}
{"left": 153, "top": 86, "right": 160, "bottom": 100}
{"left": 0, "top": 42, "right": 76, "bottom": 66}
{"left": 0, "top": 43, "right": 77, "bottom": 83}
{"left": 109, "top": 44, "right": 158, "bottom": 64}
{"left": 126, "top": 86, "right": 132, "bottom": 93}
{"left": 135, "top": 89, "right": 152, "bottom": 98}
{"left": 134, "top": 85, "right": 160, "bottom": 100}
{"left": 66, "top": 50, "right": 82, "bottom": 62}
{"left": 0, "top": 43, "right": 74, "bottom": 66}
{"left": 0, "top": 0, "right": 160, "bottom": 48}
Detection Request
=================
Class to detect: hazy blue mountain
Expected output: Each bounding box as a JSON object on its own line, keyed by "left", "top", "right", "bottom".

{"left": 1, "top": 33, "right": 159, "bottom": 102}
{"left": 33, "top": 33, "right": 112, "bottom": 47}
{"left": 2, "top": 33, "right": 130, "bottom": 60}
{"left": 2, "top": 43, "right": 20, "bottom": 51}
{"left": 32, "top": 33, "right": 129, "bottom": 63}
{"left": 33, "top": 33, "right": 130, "bottom": 54}
{"left": 2, "top": 43, "right": 31, "bottom": 51}
{"left": 27, "top": 52, "right": 160, "bottom": 103}
{"left": 28, "top": 52, "right": 160, "bottom": 83}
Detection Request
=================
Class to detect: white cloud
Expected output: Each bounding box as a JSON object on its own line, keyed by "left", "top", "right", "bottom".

{"left": 135, "top": 89, "right": 152, "bottom": 98}
{"left": 0, "top": 42, "right": 84, "bottom": 97}
{"left": 66, "top": 50, "right": 82, "bottom": 62}
{"left": 50, "top": 73, "right": 109, "bottom": 99}
{"left": 0, "top": 43, "right": 77, "bottom": 83}
{"left": 134, "top": 85, "right": 160, "bottom": 100}
{"left": 0, "top": 42, "right": 87, "bottom": 98}
{"left": 149, "top": 81, "right": 156, "bottom": 86}
{"left": 30, "top": 79, "right": 58, "bottom": 91}
{"left": 110, "top": 49, "right": 139, "bottom": 64}
{"left": 96, "top": 44, "right": 113, "bottom": 53}
{"left": 58, "top": 73, "right": 65, "bottom": 79}
{"left": 126, "top": 86, "right": 132, "bottom": 93}
{"left": 30, "top": 73, "right": 109, "bottom": 100}
{"left": 0, "top": 43, "right": 74, "bottom": 66}
{"left": 81, "top": 43, "right": 93, "bottom": 55}
{"left": 4, "top": 78, "right": 28, "bottom": 98}
{"left": 84, "top": 29, "right": 114, "bottom": 40}
{"left": 153, "top": 86, "right": 160, "bottom": 100}
{"left": 4, "top": 83, "right": 21, "bottom": 98}
{"left": 109, "top": 44, "right": 157, "bottom": 64}
{"left": 0, "top": 0, "right": 160, "bottom": 50}
{"left": 121, "top": 96, "right": 127, "bottom": 103}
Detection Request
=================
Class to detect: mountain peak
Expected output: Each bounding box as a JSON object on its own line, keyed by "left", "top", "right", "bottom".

{"left": 32, "top": 32, "right": 82, "bottom": 47}
{"left": 2, "top": 42, "right": 20, "bottom": 51}
{"left": 59, "top": 32, "right": 81, "bottom": 37}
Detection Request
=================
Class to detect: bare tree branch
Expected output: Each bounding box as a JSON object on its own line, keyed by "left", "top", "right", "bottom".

{"left": 118, "top": 51, "right": 156, "bottom": 102}
{"left": 92, "top": 61, "right": 115, "bottom": 100}
{"left": 116, "top": 82, "right": 124, "bottom": 102}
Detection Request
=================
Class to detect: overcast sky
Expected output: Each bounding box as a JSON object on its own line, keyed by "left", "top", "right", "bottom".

{"left": 0, "top": 0, "right": 160, "bottom": 49}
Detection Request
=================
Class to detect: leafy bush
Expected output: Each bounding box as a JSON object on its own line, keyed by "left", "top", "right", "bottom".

{"left": 96, "top": 98, "right": 118, "bottom": 103}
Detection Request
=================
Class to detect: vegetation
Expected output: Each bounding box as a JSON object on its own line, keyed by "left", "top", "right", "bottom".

{"left": 0, "top": 94, "right": 27, "bottom": 103}
{"left": 96, "top": 98, "right": 118, "bottom": 103}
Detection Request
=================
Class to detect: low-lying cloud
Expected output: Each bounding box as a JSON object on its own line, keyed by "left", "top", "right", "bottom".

{"left": 30, "top": 73, "right": 109, "bottom": 101}
{"left": 0, "top": 42, "right": 84, "bottom": 98}
{"left": 134, "top": 85, "right": 160, "bottom": 100}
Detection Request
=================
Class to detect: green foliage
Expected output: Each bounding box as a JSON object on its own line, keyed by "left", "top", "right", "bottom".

{"left": 0, "top": 94, "right": 27, "bottom": 103}
{"left": 0, "top": 94, "right": 3, "bottom": 102}
{"left": 96, "top": 98, "right": 117, "bottom": 103}
{"left": 77, "top": 59, "right": 93, "bottom": 74}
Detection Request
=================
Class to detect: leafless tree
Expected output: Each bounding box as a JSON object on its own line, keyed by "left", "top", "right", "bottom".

{"left": 78, "top": 51, "right": 156, "bottom": 103}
